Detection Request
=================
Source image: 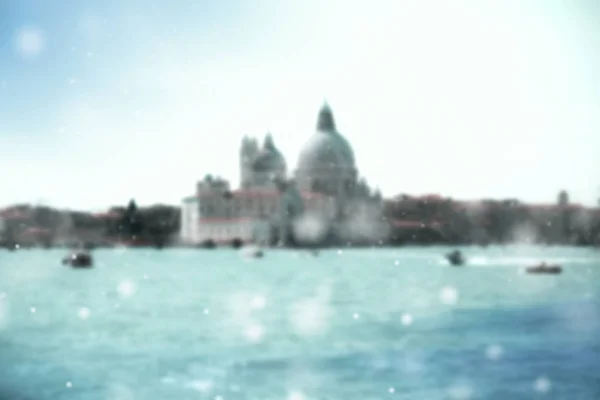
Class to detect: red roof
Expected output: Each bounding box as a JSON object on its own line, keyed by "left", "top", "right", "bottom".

{"left": 199, "top": 217, "right": 259, "bottom": 223}
{"left": 0, "top": 209, "right": 29, "bottom": 219}
{"left": 518, "top": 203, "right": 585, "bottom": 211}
{"left": 197, "top": 189, "right": 327, "bottom": 200}
{"left": 23, "top": 227, "right": 51, "bottom": 236}
{"left": 92, "top": 211, "right": 121, "bottom": 219}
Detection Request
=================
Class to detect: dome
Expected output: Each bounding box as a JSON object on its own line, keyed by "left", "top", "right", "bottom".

{"left": 251, "top": 133, "right": 286, "bottom": 172}
{"left": 297, "top": 103, "right": 355, "bottom": 171}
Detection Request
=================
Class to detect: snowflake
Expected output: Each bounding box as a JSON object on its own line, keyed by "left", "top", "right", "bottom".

{"left": 250, "top": 295, "right": 266, "bottom": 310}
{"left": 15, "top": 26, "right": 45, "bottom": 57}
{"left": 439, "top": 286, "right": 459, "bottom": 305}
{"left": 485, "top": 344, "right": 503, "bottom": 361}
{"left": 401, "top": 313, "right": 413, "bottom": 326}
{"left": 244, "top": 323, "right": 265, "bottom": 343}
{"left": 533, "top": 376, "right": 551, "bottom": 393}
{"left": 78, "top": 307, "right": 90, "bottom": 320}
{"left": 117, "top": 280, "right": 136, "bottom": 297}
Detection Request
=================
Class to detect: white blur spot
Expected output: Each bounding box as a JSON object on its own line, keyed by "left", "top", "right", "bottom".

{"left": 337, "top": 249, "right": 343, "bottom": 255}
{"left": 244, "top": 323, "right": 264, "bottom": 343}
{"left": 143, "top": 274, "right": 149, "bottom": 280}
{"left": 214, "top": 396, "right": 224, "bottom": 400}
{"left": 0, "top": 293, "right": 5, "bottom": 300}
{"left": 292, "top": 214, "right": 328, "bottom": 243}
{"left": 66, "top": 381, "right": 72, "bottom": 388}
{"left": 485, "top": 344, "right": 504, "bottom": 361}
{"left": 388, "top": 387, "right": 395, "bottom": 393}
{"left": 447, "top": 382, "right": 473, "bottom": 399}
{"left": 204, "top": 308, "right": 210, "bottom": 315}
{"left": 30, "top": 306, "right": 36, "bottom": 314}
{"left": 87, "top": 51, "right": 93, "bottom": 57}
{"left": 114, "top": 303, "right": 120, "bottom": 309}
{"left": 534, "top": 376, "right": 551, "bottom": 393}
{"left": 68, "top": 77, "right": 77, "bottom": 85}
{"left": 440, "top": 286, "right": 459, "bottom": 305}
{"left": 353, "top": 313, "right": 360, "bottom": 319}
{"left": 15, "top": 244, "right": 20, "bottom": 249}
{"left": 401, "top": 313, "right": 413, "bottom": 326}
{"left": 394, "top": 260, "right": 400, "bottom": 266}
{"left": 78, "top": 307, "right": 90, "bottom": 320}
{"left": 15, "top": 27, "right": 45, "bottom": 57}
{"left": 290, "top": 297, "right": 332, "bottom": 336}
{"left": 287, "top": 390, "right": 306, "bottom": 400}
{"left": 123, "top": 89, "right": 130, "bottom": 95}
{"left": 187, "top": 380, "right": 213, "bottom": 393}
{"left": 117, "top": 280, "right": 136, "bottom": 297}
{"left": 250, "top": 295, "right": 266, "bottom": 310}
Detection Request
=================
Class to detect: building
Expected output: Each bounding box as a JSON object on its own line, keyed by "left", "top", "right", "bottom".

{"left": 180, "top": 175, "right": 336, "bottom": 245}
{"left": 180, "top": 102, "right": 383, "bottom": 246}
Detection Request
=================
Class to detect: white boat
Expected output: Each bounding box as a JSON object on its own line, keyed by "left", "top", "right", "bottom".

{"left": 241, "top": 245, "right": 264, "bottom": 258}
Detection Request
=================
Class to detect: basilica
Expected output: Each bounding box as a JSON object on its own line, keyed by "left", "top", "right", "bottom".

{"left": 180, "top": 102, "right": 384, "bottom": 246}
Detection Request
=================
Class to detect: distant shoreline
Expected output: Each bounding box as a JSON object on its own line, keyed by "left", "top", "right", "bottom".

{"left": 1, "top": 240, "right": 598, "bottom": 251}
{"left": 2, "top": 196, "right": 600, "bottom": 251}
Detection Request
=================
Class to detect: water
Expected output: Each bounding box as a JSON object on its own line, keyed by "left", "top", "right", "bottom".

{"left": 0, "top": 246, "right": 599, "bottom": 399}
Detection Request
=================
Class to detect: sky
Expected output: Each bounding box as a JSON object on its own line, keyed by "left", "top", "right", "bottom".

{"left": 0, "top": 0, "right": 599, "bottom": 210}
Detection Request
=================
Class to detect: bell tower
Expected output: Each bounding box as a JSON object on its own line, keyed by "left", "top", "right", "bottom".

{"left": 240, "top": 136, "right": 259, "bottom": 189}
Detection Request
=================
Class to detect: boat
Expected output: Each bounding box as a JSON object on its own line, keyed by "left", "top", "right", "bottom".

{"left": 445, "top": 250, "right": 465, "bottom": 266}
{"left": 241, "top": 245, "right": 264, "bottom": 258}
{"left": 62, "top": 251, "right": 93, "bottom": 268}
{"left": 525, "top": 262, "right": 562, "bottom": 275}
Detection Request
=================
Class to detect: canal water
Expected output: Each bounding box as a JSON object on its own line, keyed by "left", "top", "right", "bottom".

{"left": 0, "top": 246, "right": 598, "bottom": 399}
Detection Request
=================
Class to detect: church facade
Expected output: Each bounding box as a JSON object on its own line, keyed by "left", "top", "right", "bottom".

{"left": 180, "top": 103, "right": 384, "bottom": 246}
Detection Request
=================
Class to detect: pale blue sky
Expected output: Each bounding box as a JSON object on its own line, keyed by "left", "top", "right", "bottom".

{"left": 0, "top": 0, "right": 599, "bottom": 210}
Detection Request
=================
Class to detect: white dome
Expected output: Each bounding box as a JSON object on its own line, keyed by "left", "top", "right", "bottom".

{"left": 296, "top": 103, "right": 355, "bottom": 172}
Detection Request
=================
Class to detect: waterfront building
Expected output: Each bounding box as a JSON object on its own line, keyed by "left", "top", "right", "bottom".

{"left": 180, "top": 102, "right": 383, "bottom": 246}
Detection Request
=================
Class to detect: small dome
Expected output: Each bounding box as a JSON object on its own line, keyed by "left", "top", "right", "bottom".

{"left": 252, "top": 133, "right": 286, "bottom": 172}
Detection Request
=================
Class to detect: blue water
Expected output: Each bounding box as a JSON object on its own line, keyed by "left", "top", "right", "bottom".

{"left": 0, "top": 246, "right": 599, "bottom": 399}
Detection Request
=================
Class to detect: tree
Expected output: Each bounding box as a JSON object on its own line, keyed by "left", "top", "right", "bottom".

{"left": 557, "top": 190, "right": 572, "bottom": 242}
{"left": 120, "top": 199, "right": 143, "bottom": 239}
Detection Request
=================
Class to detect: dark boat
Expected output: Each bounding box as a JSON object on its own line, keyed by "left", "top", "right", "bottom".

{"left": 62, "top": 252, "right": 93, "bottom": 268}
{"left": 525, "top": 263, "right": 562, "bottom": 275}
{"left": 230, "top": 238, "right": 244, "bottom": 249}
{"left": 446, "top": 250, "right": 465, "bottom": 266}
{"left": 200, "top": 239, "right": 217, "bottom": 249}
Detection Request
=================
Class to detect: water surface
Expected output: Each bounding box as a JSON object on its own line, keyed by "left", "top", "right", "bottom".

{"left": 0, "top": 246, "right": 598, "bottom": 399}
